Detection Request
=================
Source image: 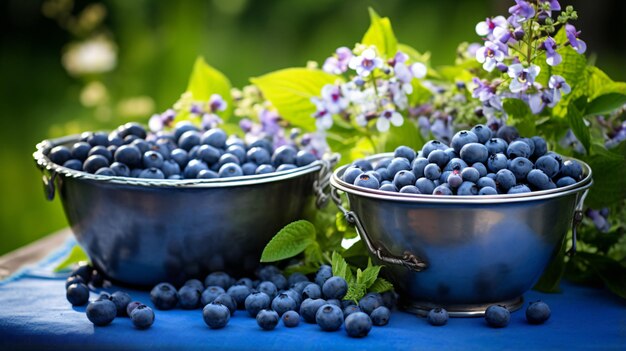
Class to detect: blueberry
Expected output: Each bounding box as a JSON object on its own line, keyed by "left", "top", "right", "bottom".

{"left": 426, "top": 149, "right": 450, "bottom": 169}
{"left": 170, "top": 148, "right": 189, "bottom": 168}
{"left": 358, "top": 294, "right": 382, "bottom": 315}
{"left": 251, "top": 164, "right": 274, "bottom": 175}
{"left": 400, "top": 185, "right": 421, "bottom": 194}
{"left": 109, "top": 162, "right": 130, "bottom": 177}
{"left": 496, "top": 125, "right": 519, "bottom": 143}
{"left": 96, "top": 292, "right": 112, "bottom": 302}
{"left": 150, "top": 282, "right": 178, "bottom": 310}
{"left": 344, "top": 312, "right": 373, "bottom": 338}
{"left": 370, "top": 306, "right": 391, "bottom": 326}
{"left": 88, "top": 145, "right": 113, "bottom": 162}
{"left": 177, "top": 285, "right": 201, "bottom": 309}
{"left": 182, "top": 159, "right": 208, "bottom": 179}
{"left": 300, "top": 298, "right": 327, "bottom": 323}
{"left": 119, "top": 122, "right": 147, "bottom": 140}
{"left": 87, "top": 132, "right": 110, "bottom": 147}
{"left": 213, "top": 293, "right": 237, "bottom": 315}
{"left": 123, "top": 135, "right": 139, "bottom": 145}
{"left": 105, "top": 145, "right": 119, "bottom": 156}
{"left": 380, "top": 184, "right": 398, "bottom": 192}
{"left": 139, "top": 168, "right": 165, "bottom": 179}
{"left": 471, "top": 124, "right": 492, "bottom": 144}
{"left": 271, "top": 293, "right": 297, "bottom": 316}
{"left": 488, "top": 153, "right": 508, "bottom": 173}
{"left": 257, "top": 309, "right": 280, "bottom": 330}
{"left": 110, "top": 291, "right": 132, "bottom": 316}
{"left": 130, "top": 304, "right": 155, "bottom": 329}
{"left": 201, "top": 128, "right": 228, "bottom": 149}
{"left": 392, "top": 170, "right": 416, "bottom": 189}
{"left": 227, "top": 285, "right": 252, "bottom": 309}
{"left": 244, "top": 292, "right": 271, "bottom": 317}
{"left": 326, "top": 299, "right": 342, "bottom": 308}
{"left": 485, "top": 305, "right": 510, "bottom": 328}
{"left": 131, "top": 139, "right": 151, "bottom": 154}
{"left": 296, "top": 150, "right": 317, "bottom": 167}
{"left": 486, "top": 172, "right": 497, "bottom": 180}
{"left": 421, "top": 140, "right": 449, "bottom": 158}
{"left": 249, "top": 139, "right": 273, "bottom": 154}
{"left": 178, "top": 130, "right": 201, "bottom": 151}
{"left": 477, "top": 176, "right": 497, "bottom": 189}
{"left": 427, "top": 307, "right": 448, "bottom": 326}
{"left": 258, "top": 265, "right": 281, "bottom": 281}
{"left": 95, "top": 167, "right": 115, "bottom": 176}
{"left": 364, "top": 171, "right": 382, "bottom": 183}
{"left": 415, "top": 178, "right": 435, "bottom": 195}
{"left": 114, "top": 145, "right": 142, "bottom": 168}
{"left": 479, "top": 186, "right": 498, "bottom": 195}
{"left": 257, "top": 281, "right": 278, "bottom": 299}
{"left": 83, "top": 155, "right": 110, "bottom": 174}
{"left": 508, "top": 184, "right": 532, "bottom": 194}
{"left": 433, "top": 185, "right": 453, "bottom": 195}
{"left": 203, "top": 302, "right": 231, "bottom": 329}
{"left": 65, "top": 275, "right": 86, "bottom": 289}
{"left": 216, "top": 163, "right": 242, "bottom": 178}
{"left": 443, "top": 158, "right": 468, "bottom": 172}
{"left": 197, "top": 144, "right": 221, "bottom": 165}
{"left": 86, "top": 299, "right": 117, "bottom": 326}
{"left": 343, "top": 305, "right": 361, "bottom": 318}
{"left": 287, "top": 272, "right": 309, "bottom": 287}
{"left": 302, "top": 283, "right": 322, "bottom": 299}
{"left": 63, "top": 159, "right": 83, "bottom": 171}
{"left": 283, "top": 289, "right": 302, "bottom": 308}
{"left": 108, "top": 134, "right": 124, "bottom": 147}
{"left": 71, "top": 142, "right": 92, "bottom": 161}
{"left": 526, "top": 301, "right": 551, "bottom": 324}
{"left": 276, "top": 164, "right": 297, "bottom": 172}
{"left": 141, "top": 151, "right": 163, "bottom": 169}
{"left": 162, "top": 160, "right": 181, "bottom": 178}
{"left": 126, "top": 301, "right": 142, "bottom": 316}
{"left": 341, "top": 167, "right": 362, "bottom": 184}
{"left": 66, "top": 283, "right": 89, "bottom": 306}
{"left": 556, "top": 176, "right": 576, "bottom": 187}
{"left": 271, "top": 145, "right": 298, "bottom": 167}
{"left": 531, "top": 136, "right": 548, "bottom": 159}
{"left": 535, "top": 155, "right": 560, "bottom": 178}
{"left": 205, "top": 272, "right": 233, "bottom": 289}
{"left": 507, "top": 141, "right": 531, "bottom": 159}
{"left": 201, "top": 286, "right": 226, "bottom": 306}
{"left": 235, "top": 278, "right": 255, "bottom": 289}
{"left": 385, "top": 158, "right": 411, "bottom": 178}
{"left": 527, "top": 169, "right": 553, "bottom": 190}
{"left": 518, "top": 137, "right": 536, "bottom": 156}
{"left": 315, "top": 265, "right": 332, "bottom": 287}
{"left": 457, "top": 181, "right": 478, "bottom": 195}
{"left": 424, "top": 163, "right": 442, "bottom": 181}
{"left": 495, "top": 169, "right": 516, "bottom": 191}
{"left": 393, "top": 145, "right": 416, "bottom": 162}
{"left": 451, "top": 130, "right": 479, "bottom": 153}
{"left": 461, "top": 167, "right": 480, "bottom": 183}
{"left": 559, "top": 160, "right": 583, "bottom": 181}
{"left": 282, "top": 310, "right": 300, "bottom": 328}
{"left": 322, "top": 276, "right": 348, "bottom": 300}
{"left": 472, "top": 162, "right": 488, "bottom": 177}
{"left": 354, "top": 173, "right": 380, "bottom": 189}
{"left": 315, "top": 304, "right": 344, "bottom": 331}
{"left": 376, "top": 157, "right": 393, "bottom": 169}
{"left": 352, "top": 159, "right": 374, "bottom": 172}
{"left": 485, "top": 138, "right": 509, "bottom": 155}
{"left": 447, "top": 172, "right": 463, "bottom": 188}
{"left": 292, "top": 281, "right": 313, "bottom": 295}
{"left": 509, "top": 157, "right": 533, "bottom": 181}
{"left": 226, "top": 145, "right": 246, "bottom": 163}
{"left": 460, "top": 143, "right": 489, "bottom": 164}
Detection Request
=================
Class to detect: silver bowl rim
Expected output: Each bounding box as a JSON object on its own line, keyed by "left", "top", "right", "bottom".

{"left": 34, "top": 134, "right": 329, "bottom": 188}
{"left": 331, "top": 152, "right": 593, "bottom": 204}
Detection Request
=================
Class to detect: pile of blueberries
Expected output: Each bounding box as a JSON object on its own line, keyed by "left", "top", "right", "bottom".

{"left": 342, "top": 125, "right": 584, "bottom": 195}
{"left": 66, "top": 263, "right": 551, "bottom": 334}
{"left": 46, "top": 121, "right": 319, "bottom": 179}
{"left": 65, "top": 264, "right": 154, "bottom": 329}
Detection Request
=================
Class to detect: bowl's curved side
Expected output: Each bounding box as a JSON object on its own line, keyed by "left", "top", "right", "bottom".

{"left": 57, "top": 163, "right": 319, "bottom": 287}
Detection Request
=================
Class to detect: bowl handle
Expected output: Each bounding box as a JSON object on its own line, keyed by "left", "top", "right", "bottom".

{"left": 567, "top": 187, "right": 590, "bottom": 257}
{"left": 331, "top": 187, "right": 428, "bottom": 272}
{"left": 313, "top": 153, "right": 340, "bottom": 208}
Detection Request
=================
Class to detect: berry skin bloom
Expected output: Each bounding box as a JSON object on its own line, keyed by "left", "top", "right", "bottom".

{"left": 476, "top": 41, "right": 507, "bottom": 72}
{"left": 507, "top": 64, "right": 540, "bottom": 93}
{"left": 348, "top": 48, "right": 383, "bottom": 77}
{"left": 376, "top": 109, "right": 404, "bottom": 132}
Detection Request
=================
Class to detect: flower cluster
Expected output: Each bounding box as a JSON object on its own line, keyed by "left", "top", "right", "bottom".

{"left": 149, "top": 92, "right": 228, "bottom": 132}
{"left": 313, "top": 45, "right": 427, "bottom": 133}
{"left": 471, "top": 1, "right": 584, "bottom": 120}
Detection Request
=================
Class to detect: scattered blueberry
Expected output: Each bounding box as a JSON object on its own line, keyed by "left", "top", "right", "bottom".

{"left": 86, "top": 299, "right": 117, "bottom": 326}
{"left": 427, "top": 308, "right": 449, "bottom": 326}
{"left": 111, "top": 291, "right": 132, "bottom": 316}
{"left": 178, "top": 285, "right": 201, "bottom": 309}
{"left": 150, "top": 282, "right": 178, "bottom": 310}
{"left": 370, "top": 306, "right": 391, "bottom": 326}
{"left": 282, "top": 310, "right": 300, "bottom": 328}
{"left": 526, "top": 301, "right": 551, "bottom": 324}
{"left": 203, "top": 302, "right": 231, "bottom": 329}
{"left": 245, "top": 292, "right": 271, "bottom": 317}
{"left": 256, "top": 309, "right": 280, "bottom": 330}
{"left": 66, "top": 283, "right": 89, "bottom": 306}
{"left": 485, "top": 305, "right": 510, "bottom": 328}
{"left": 130, "top": 305, "right": 155, "bottom": 329}
{"left": 344, "top": 312, "right": 373, "bottom": 338}
{"left": 315, "top": 304, "right": 344, "bottom": 331}
{"left": 300, "top": 298, "right": 327, "bottom": 323}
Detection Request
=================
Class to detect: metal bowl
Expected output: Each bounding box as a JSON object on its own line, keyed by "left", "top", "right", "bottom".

{"left": 34, "top": 135, "right": 337, "bottom": 287}
{"left": 331, "top": 153, "right": 592, "bottom": 317}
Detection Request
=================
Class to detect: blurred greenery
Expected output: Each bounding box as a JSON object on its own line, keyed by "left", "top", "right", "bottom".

{"left": 0, "top": 0, "right": 624, "bottom": 255}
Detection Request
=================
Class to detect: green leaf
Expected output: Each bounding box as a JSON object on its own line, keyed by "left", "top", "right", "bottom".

{"left": 331, "top": 251, "right": 354, "bottom": 284}
{"left": 357, "top": 265, "right": 381, "bottom": 289}
{"left": 304, "top": 241, "right": 324, "bottom": 265}
{"left": 260, "top": 220, "right": 316, "bottom": 262}
{"left": 586, "top": 90, "right": 626, "bottom": 116}
{"left": 369, "top": 277, "right": 394, "bottom": 293}
{"left": 585, "top": 66, "right": 614, "bottom": 98}
{"left": 408, "top": 80, "right": 433, "bottom": 106}
{"left": 381, "top": 121, "right": 425, "bottom": 153}
{"left": 502, "top": 98, "right": 535, "bottom": 136}
{"left": 342, "top": 240, "right": 366, "bottom": 258}
{"left": 566, "top": 100, "right": 590, "bottom": 153}
{"left": 583, "top": 142, "right": 626, "bottom": 208}
{"left": 397, "top": 43, "right": 430, "bottom": 64}
{"left": 251, "top": 68, "right": 338, "bottom": 131}
{"left": 53, "top": 245, "right": 89, "bottom": 272}
{"left": 344, "top": 283, "right": 367, "bottom": 303}
{"left": 576, "top": 252, "right": 626, "bottom": 299}
{"left": 186, "top": 57, "right": 233, "bottom": 120}
{"left": 361, "top": 8, "right": 398, "bottom": 58}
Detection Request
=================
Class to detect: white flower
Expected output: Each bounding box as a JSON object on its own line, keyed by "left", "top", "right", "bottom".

{"left": 348, "top": 48, "right": 383, "bottom": 77}
{"left": 376, "top": 109, "right": 404, "bottom": 132}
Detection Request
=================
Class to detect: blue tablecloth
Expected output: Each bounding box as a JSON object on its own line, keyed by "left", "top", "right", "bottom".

{"left": 1, "top": 239, "right": 625, "bottom": 351}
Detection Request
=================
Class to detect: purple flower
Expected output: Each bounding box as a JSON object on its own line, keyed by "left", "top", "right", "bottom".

{"left": 476, "top": 41, "right": 507, "bottom": 72}
{"left": 209, "top": 94, "right": 227, "bottom": 112}
{"left": 508, "top": 0, "right": 535, "bottom": 23}
{"left": 475, "top": 16, "right": 508, "bottom": 37}
{"left": 559, "top": 129, "right": 586, "bottom": 154}
{"left": 301, "top": 131, "right": 329, "bottom": 158}
{"left": 148, "top": 109, "right": 176, "bottom": 132}
{"left": 190, "top": 103, "right": 204, "bottom": 115}
{"left": 606, "top": 121, "right": 626, "bottom": 149}
{"left": 348, "top": 48, "right": 383, "bottom": 77}
{"left": 548, "top": 75, "right": 571, "bottom": 101}
{"left": 201, "top": 113, "right": 222, "bottom": 130}
{"left": 565, "top": 24, "right": 587, "bottom": 54}
{"left": 376, "top": 109, "right": 403, "bottom": 132}
{"left": 586, "top": 209, "right": 610, "bottom": 233}
{"left": 322, "top": 47, "right": 353, "bottom": 75}
{"left": 393, "top": 51, "right": 409, "bottom": 64}
{"left": 472, "top": 78, "right": 496, "bottom": 102}
{"left": 320, "top": 84, "right": 348, "bottom": 114}
{"left": 239, "top": 118, "right": 253, "bottom": 133}
{"left": 539, "top": 0, "right": 561, "bottom": 11}
{"left": 259, "top": 109, "right": 282, "bottom": 135}
{"left": 528, "top": 89, "right": 557, "bottom": 114}
{"left": 540, "top": 37, "right": 562, "bottom": 66}
{"left": 311, "top": 98, "right": 333, "bottom": 130}
{"left": 417, "top": 115, "right": 431, "bottom": 138}
{"left": 393, "top": 62, "right": 412, "bottom": 84}
{"left": 430, "top": 115, "right": 453, "bottom": 143}
{"left": 507, "top": 64, "right": 540, "bottom": 93}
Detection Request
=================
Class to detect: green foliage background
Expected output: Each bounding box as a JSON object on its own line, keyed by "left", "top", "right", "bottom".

{"left": 0, "top": 0, "right": 625, "bottom": 255}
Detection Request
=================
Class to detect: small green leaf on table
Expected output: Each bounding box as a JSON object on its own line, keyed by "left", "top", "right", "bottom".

{"left": 54, "top": 245, "right": 89, "bottom": 272}
{"left": 260, "top": 220, "right": 316, "bottom": 262}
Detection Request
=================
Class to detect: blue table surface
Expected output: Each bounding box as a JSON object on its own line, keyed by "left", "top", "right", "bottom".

{"left": 1, "top": 239, "right": 625, "bottom": 351}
